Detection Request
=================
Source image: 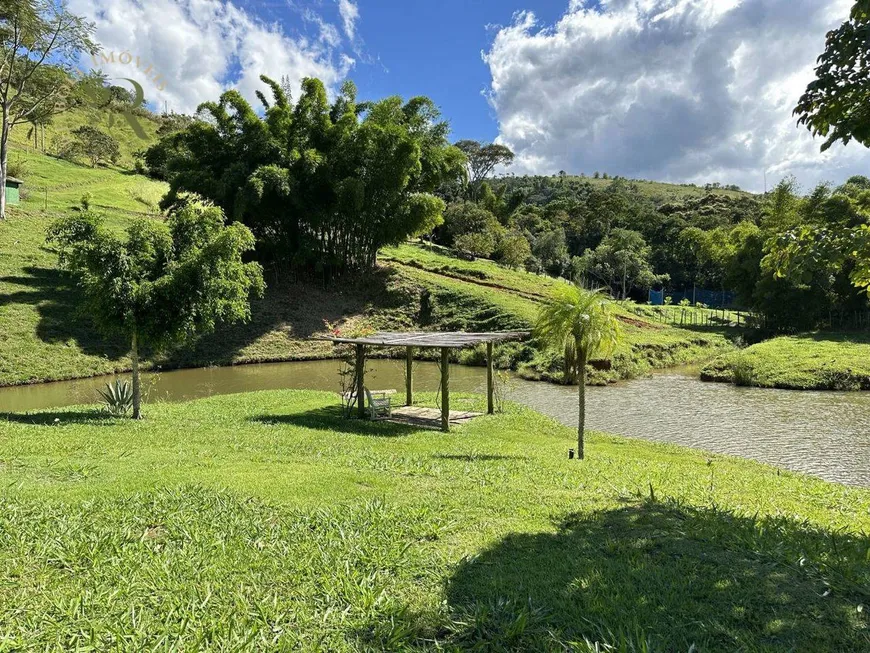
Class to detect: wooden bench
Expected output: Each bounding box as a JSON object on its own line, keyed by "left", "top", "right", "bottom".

{"left": 365, "top": 388, "right": 394, "bottom": 420}
{"left": 341, "top": 389, "right": 396, "bottom": 420}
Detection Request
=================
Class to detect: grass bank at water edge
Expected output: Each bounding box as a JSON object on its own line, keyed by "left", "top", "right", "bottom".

{"left": 0, "top": 389, "right": 867, "bottom": 650}
{"left": 702, "top": 332, "right": 870, "bottom": 390}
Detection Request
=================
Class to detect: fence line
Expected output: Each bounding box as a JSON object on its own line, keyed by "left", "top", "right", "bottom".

{"left": 823, "top": 311, "right": 870, "bottom": 331}
{"left": 644, "top": 307, "right": 749, "bottom": 328}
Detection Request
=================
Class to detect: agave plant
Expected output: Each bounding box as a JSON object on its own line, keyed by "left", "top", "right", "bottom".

{"left": 97, "top": 379, "right": 134, "bottom": 417}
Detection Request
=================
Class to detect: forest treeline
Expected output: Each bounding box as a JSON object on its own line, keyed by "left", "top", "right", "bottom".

{"left": 139, "top": 75, "right": 870, "bottom": 333}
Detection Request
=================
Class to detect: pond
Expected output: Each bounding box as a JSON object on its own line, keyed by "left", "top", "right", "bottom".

{"left": 1, "top": 359, "right": 868, "bottom": 487}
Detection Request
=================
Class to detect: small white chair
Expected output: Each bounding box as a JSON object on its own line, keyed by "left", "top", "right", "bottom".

{"left": 365, "top": 388, "right": 393, "bottom": 420}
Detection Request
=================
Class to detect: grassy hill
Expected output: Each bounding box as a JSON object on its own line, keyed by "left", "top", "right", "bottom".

{"left": 8, "top": 104, "right": 161, "bottom": 170}
{"left": 0, "top": 125, "right": 738, "bottom": 388}
{"left": 576, "top": 176, "right": 754, "bottom": 201}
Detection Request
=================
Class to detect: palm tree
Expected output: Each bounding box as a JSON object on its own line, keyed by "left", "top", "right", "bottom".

{"left": 535, "top": 284, "right": 622, "bottom": 459}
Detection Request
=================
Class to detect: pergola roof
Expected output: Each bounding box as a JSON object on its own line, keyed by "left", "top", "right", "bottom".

{"left": 314, "top": 330, "right": 529, "bottom": 349}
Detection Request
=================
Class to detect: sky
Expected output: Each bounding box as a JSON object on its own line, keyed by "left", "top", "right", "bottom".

{"left": 68, "top": 0, "right": 868, "bottom": 192}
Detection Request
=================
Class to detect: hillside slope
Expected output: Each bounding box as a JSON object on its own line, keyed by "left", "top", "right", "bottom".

{"left": 0, "top": 174, "right": 732, "bottom": 387}
{"left": 8, "top": 104, "right": 162, "bottom": 170}
{"left": 0, "top": 141, "right": 735, "bottom": 387}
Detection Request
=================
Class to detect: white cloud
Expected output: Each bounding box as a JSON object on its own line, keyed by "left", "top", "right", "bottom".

{"left": 69, "top": 0, "right": 354, "bottom": 114}
{"left": 483, "top": 0, "right": 865, "bottom": 192}
{"left": 337, "top": 0, "right": 359, "bottom": 41}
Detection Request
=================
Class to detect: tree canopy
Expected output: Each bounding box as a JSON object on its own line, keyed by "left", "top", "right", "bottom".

{"left": 0, "top": 0, "right": 97, "bottom": 216}
{"left": 795, "top": 0, "right": 870, "bottom": 151}
{"left": 148, "top": 77, "right": 465, "bottom": 272}
{"left": 580, "top": 228, "right": 667, "bottom": 299}
{"left": 70, "top": 125, "right": 119, "bottom": 167}
{"left": 455, "top": 139, "right": 514, "bottom": 199}
{"left": 47, "top": 194, "right": 265, "bottom": 417}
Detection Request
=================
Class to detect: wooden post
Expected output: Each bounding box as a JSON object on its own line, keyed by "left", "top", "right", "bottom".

{"left": 440, "top": 347, "right": 450, "bottom": 432}
{"left": 355, "top": 344, "right": 366, "bottom": 419}
{"left": 405, "top": 346, "right": 413, "bottom": 406}
{"left": 486, "top": 342, "right": 494, "bottom": 415}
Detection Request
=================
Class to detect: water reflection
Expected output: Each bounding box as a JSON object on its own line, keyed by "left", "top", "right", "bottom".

{"left": 0, "top": 360, "right": 867, "bottom": 487}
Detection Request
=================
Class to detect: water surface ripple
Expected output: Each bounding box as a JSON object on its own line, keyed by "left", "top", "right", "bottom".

{"left": 0, "top": 360, "right": 867, "bottom": 486}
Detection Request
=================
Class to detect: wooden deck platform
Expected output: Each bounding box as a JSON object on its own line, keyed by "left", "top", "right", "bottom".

{"left": 388, "top": 406, "right": 482, "bottom": 429}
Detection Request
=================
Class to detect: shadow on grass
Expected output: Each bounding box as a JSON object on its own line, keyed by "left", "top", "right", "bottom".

{"left": 367, "top": 499, "right": 869, "bottom": 651}
{"left": 0, "top": 266, "right": 128, "bottom": 358}
{"left": 150, "top": 266, "right": 411, "bottom": 368}
{"left": 0, "top": 410, "right": 117, "bottom": 425}
{"left": 433, "top": 454, "right": 526, "bottom": 462}
{"left": 1, "top": 264, "right": 412, "bottom": 372}
{"left": 249, "top": 405, "right": 420, "bottom": 438}
{"left": 676, "top": 323, "right": 745, "bottom": 340}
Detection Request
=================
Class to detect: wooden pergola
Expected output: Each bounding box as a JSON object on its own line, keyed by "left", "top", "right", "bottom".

{"left": 314, "top": 331, "right": 529, "bottom": 431}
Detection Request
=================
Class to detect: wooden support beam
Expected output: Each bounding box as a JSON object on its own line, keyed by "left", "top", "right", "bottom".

{"left": 355, "top": 343, "right": 366, "bottom": 419}
{"left": 405, "top": 346, "right": 413, "bottom": 406}
{"left": 486, "top": 341, "right": 494, "bottom": 415}
{"left": 440, "top": 347, "right": 450, "bottom": 432}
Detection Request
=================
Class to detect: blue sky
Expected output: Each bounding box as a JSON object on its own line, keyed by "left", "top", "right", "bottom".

{"left": 333, "top": 0, "right": 570, "bottom": 142}
{"left": 71, "top": 0, "right": 869, "bottom": 191}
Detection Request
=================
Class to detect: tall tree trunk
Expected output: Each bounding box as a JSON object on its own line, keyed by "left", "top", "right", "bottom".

{"left": 577, "top": 343, "right": 587, "bottom": 460}
{"left": 0, "top": 106, "right": 9, "bottom": 220}
{"left": 131, "top": 333, "right": 142, "bottom": 419}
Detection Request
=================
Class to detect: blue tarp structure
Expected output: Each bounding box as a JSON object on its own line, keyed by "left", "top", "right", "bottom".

{"left": 649, "top": 288, "right": 735, "bottom": 307}
{"left": 668, "top": 288, "right": 735, "bottom": 308}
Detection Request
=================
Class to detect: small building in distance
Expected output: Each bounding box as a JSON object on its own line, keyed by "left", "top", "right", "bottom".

{"left": 5, "top": 176, "right": 23, "bottom": 205}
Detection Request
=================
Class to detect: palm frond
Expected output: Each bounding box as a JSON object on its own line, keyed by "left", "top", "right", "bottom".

{"left": 535, "top": 284, "right": 622, "bottom": 360}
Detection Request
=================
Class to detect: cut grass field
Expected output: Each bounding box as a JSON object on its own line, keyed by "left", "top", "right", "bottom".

{"left": 702, "top": 333, "right": 870, "bottom": 390}
{"left": 0, "top": 390, "right": 867, "bottom": 650}
{"left": 0, "top": 147, "right": 733, "bottom": 388}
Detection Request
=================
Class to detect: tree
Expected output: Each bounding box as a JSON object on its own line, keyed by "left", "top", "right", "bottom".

{"left": 535, "top": 285, "right": 621, "bottom": 459}
{"left": 151, "top": 77, "right": 464, "bottom": 272}
{"left": 795, "top": 0, "right": 870, "bottom": 151}
{"left": 454, "top": 139, "right": 514, "bottom": 200}
{"left": 0, "top": 0, "right": 97, "bottom": 217}
{"left": 760, "top": 181, "right": 870, "bottom": 330}
{"left": 532, "top": 228, "right": 569, "bottom": 276}
{"left": 439, "top": 201, "right": 503, "bottom": 246}
{"left": 581, "top": 228, "right": 665, "bottom": 298}
{"left": 455, "top": 231, "right": 496, "bottom": 258}
{"left": 47, "top": 194, "right": 265, "bottom": 418}
{"left": 70, "top": 125, "right": 119, "bottom": 167}
{"left": 496, "top": 231, "right": 531, "bottom": 269}
{"left": 676, "top": 226, "right": 729, "bottom": 290}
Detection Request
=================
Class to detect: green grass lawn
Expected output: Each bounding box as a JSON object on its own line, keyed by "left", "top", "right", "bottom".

{"left": 702, "top": 333, "right": 870, "bottom": 390}
{"left": 0, "top": 390, "right": 867, "bottom": 650}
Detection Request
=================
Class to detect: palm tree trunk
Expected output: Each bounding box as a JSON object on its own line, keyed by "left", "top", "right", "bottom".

{"left": 131, "top": 333, "right": 142, "bottom": 419}
{"left": 577, "top": 343, "right": 587, "bottom": 460}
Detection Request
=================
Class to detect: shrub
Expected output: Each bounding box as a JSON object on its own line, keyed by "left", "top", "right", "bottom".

{"left": 6, "top": 155, "right": 28, "bottom": 179}
{"left": 455, "top": 231, "right": 496, "bottom": 258}
{"left": 96, "top": 379, "right": 134, "bottom": 416}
